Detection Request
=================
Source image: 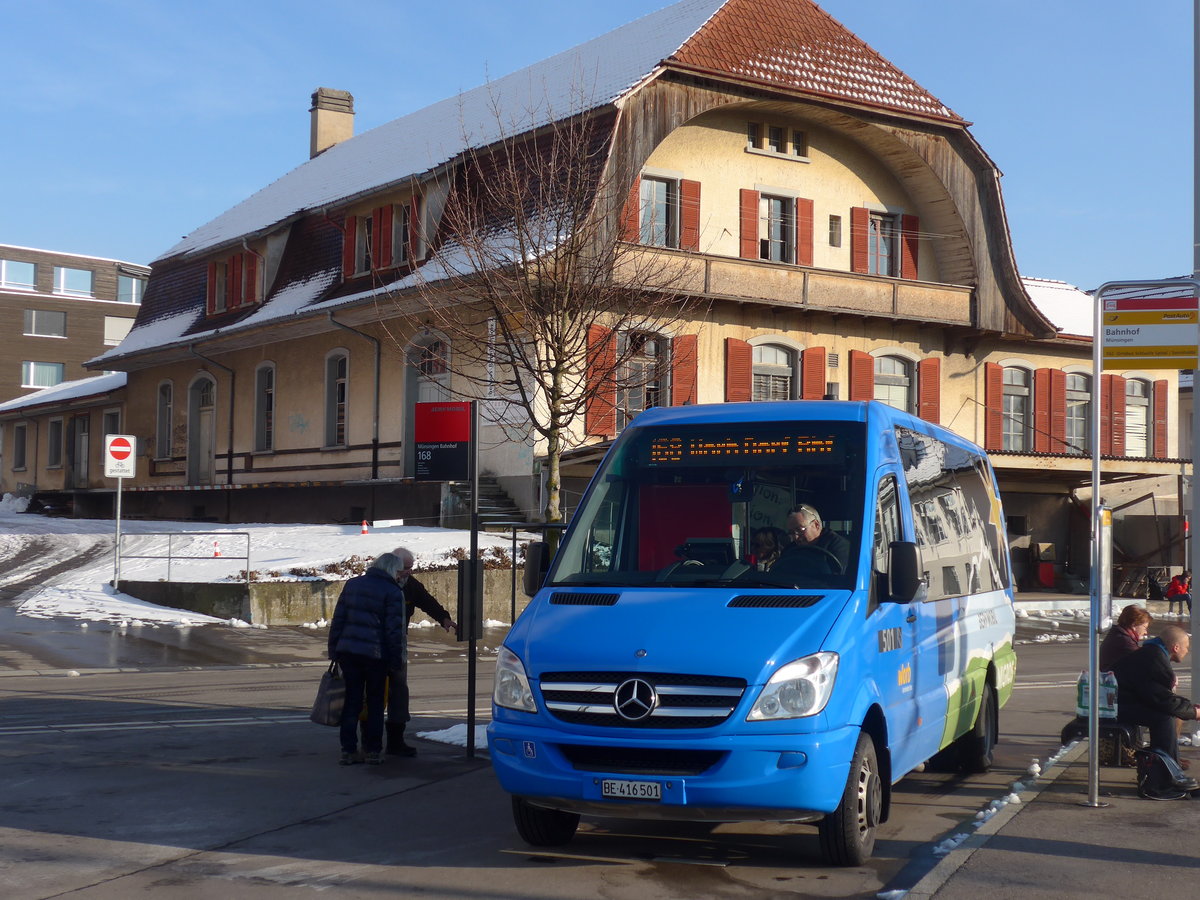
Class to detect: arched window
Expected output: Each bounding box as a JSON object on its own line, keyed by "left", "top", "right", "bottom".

{"left": 254, "top": 363, "right": 275, "bottom": 453}
{"left": 752, "top": 343, "right": 795, "bottom": 401}
{"left": 874, "top": 355, "right": 912, "bottom": 412}
{"left": 155, "top": 381, "right": 173, "bottom": 460}
{"left": 325, "top": 351, "right": 348, "bottom": 447}
{"left": 1002, "top": 367, "right": 1031, "bottom": 451}
{"left": 1065, "top": 373, "right": 1091, "bottom": 454}
{"left": 1125, "top": 378, "right": 1150, "bottom": 457}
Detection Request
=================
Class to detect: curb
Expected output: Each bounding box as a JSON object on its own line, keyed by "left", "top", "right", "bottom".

{"left": 901, "top": 740, "right": 1087, "bottom": 899}
{"left": 0, "top": 660, "right": 329, "bottom": 678}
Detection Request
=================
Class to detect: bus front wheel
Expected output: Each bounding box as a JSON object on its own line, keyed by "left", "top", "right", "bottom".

{"left": 818, "top": 730, "right": 882, "bottom": 866}
{"left": 512, "top": 797, "right": 580, "bottom": 846}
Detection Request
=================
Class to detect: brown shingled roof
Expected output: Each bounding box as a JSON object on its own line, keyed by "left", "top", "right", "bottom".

{"left": 668, "top": 0, "right": 963, "bottom": 123}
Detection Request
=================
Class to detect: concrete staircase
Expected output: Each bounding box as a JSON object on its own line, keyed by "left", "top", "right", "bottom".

{"left": 474, "top": 476, "right": 525, "bottom": 531}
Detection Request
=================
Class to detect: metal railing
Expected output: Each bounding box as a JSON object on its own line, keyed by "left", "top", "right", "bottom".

{"left": 118, "top": 531, "right": 251, "bottom": 586}
{"left": 491, "top": 522, "right": 568, "bottom": 622}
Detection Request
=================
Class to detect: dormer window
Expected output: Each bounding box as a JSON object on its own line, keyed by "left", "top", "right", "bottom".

{"left": 746, "top": 121, "right": 808, "bottom": 160}
{"left": 206, "top": 250, "right": 261, "bottom": 316}
{"left": 343, "top": 199, "right": 423, "bottom": 279}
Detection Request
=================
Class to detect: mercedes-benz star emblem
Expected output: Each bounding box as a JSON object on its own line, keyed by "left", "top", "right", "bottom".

{"left": 613, "top": 678, "right": 657, "bottom": 721}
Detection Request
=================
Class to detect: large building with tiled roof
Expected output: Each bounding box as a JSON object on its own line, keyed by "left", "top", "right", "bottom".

{"left": 2, "top": 0, "right": 1182, "bottom": 578}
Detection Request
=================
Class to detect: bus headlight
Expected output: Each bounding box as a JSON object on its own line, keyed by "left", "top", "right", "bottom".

{"left": 493, "top": 647, "right": 537, "bottom": 712}
{"left": 747, "top": 652, "right": 839, "bottom": 720}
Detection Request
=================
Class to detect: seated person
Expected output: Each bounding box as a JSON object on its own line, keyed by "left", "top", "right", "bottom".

{"left": 1111, "top": 624, "right": 1199, "bottom": 764}
{"left": 782, "top": 504, "right": 850, "bottom": 573}
{"left": 749, "top": 526, "right": 788, "bottom": 570}
{"left": 1166, "top": 570, "right": 1192, "bottom": 615}
{"left": 1098, "top": 604, "right": 1151, "bottom": 671}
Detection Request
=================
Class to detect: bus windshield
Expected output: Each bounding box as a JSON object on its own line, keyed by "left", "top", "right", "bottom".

{"left": 550, "top": 421, "right": 867, "bottom": 590}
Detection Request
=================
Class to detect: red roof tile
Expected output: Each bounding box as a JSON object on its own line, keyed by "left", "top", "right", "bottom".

{"left": 669, "top": 0, "right": 962, "bottom": 123}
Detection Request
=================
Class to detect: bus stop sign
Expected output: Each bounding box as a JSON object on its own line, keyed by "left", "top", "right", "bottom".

{"left": 414, "top": 402, "right": 471, "bottom": 481}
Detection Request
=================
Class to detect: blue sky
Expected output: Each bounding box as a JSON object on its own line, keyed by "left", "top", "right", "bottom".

{"left": 1, "top": 0, "right": 1191, "bottom": 290}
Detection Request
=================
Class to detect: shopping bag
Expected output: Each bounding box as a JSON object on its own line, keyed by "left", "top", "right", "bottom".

{"left": 310, "top": 661, "right": 345, "bottom": 726}
{"left": 1075, "top": 669, "right": 1118, "bottom": 718}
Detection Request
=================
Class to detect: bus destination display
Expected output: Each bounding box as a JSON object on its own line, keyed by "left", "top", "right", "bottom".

{"left": 647, "top": 433, "right": 840, "bottom": 465}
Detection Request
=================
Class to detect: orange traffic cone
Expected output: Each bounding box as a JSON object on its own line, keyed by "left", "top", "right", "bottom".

{"left": 361, "top": 520, "right": 369, "bottom": 535}
{"left": 213, "top": 540, "right": 221, "bottom": 558}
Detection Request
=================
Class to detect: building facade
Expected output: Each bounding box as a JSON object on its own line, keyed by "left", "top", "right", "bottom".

{"left": 6, "top": 0, "right": 1173, "bottom": 582}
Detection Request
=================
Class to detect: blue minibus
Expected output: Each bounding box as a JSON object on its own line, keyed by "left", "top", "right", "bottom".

{"left": 488, "top": 400, "right": 1016, "bottom": 865}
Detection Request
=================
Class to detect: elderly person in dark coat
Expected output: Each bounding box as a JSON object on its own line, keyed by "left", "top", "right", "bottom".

{"left": 1099, "top": 604, "right": 1151, "bottom": 671}
{"left": 1111, "top": 624, "right": 1199, "bottom": 763}
{"left": 328, "top": 552, "right": 408, "bottom": 765}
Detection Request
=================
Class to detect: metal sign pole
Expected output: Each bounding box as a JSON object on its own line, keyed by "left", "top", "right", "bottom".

{"left": 114, "top": 476, "right": 123, "bottom": 592}
{"left": 466, "top": 400, "right": 480, "bottom": 759}
{"left": 1087, "top": 291, "right": 1103, "bottom": 808}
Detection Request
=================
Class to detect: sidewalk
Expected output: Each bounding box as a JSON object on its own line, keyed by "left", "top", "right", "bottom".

{"left": 907, "top": 739, "right": 1200, "bottom": 898}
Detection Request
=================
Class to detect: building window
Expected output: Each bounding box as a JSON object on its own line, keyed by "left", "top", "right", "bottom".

{"left": 639, "top": 177, "right": 678, "bottom": 248}
{"left": 53, "top": 266, "right": 94, "bottom": 297}
{"left": 752, "top": 343, "right": 795, "bottom": 401}
{"left": 21, "top": 361, "right": 65, "bottom": 388}
{"left": 117, "top": 274, "right": 146, "bottom": 304}
{"left": 1002, "top": 367, "right": 1031, "bottom": 451}
{"left": 103, "top": 316, "right": 132, "bottom": 346}
{"left": 13, "top": 423, "right": 27, "bottom": 470}
{"left": 1126, "top": 378, "right": 1150, "bottom": 457}
{"left": 1065, "top": 373, "right": 1091, "bottom": 453}
{"left": 1, "top": 259, "right": 36, "bottom": 289}
{"left": 48, "top": 418, "right": 63, "bottom": 467}
{"left": 206, "top": 251, "right": 260, "bottom": 316}
{"left": 23, "top": 309, "right": 67, "bottom": 338}
{"left": 325, "top": 352, "right": 348, "bottom": 447}
{"left": 759, "top": 195, "right": 794, "bottom": 263}
{"left": 828, "top": 214, "right": 842, "bottom": 248}
{"left": 156, "top": 381, "right": 173, "bottom": 459}
{"left": 102, "top": 409, "right": 120, "bottom": 438}
{"left": 746, "top": 121, "right": 808, "bottom": 159}
{"left": 355, "top": 216, "right": 374, "bottom": 274}
{"left": 873, "top": 355, "right": 912, "bottom": 412}
{"left": 617, "top": 332, "right": 666, "bottom": 430}
{"left": 254, "top": 364, "right": 275, "bottom": 452}
{"left": 868, "top": 213, "right": 898, "bottom": 276}
{"left": 392, "top": 203, "right": 413, "bottom": 264}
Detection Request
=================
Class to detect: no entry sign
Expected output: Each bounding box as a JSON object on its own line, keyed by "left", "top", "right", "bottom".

{"left": 104, "top": 434, "right": 137, "bottom": 478}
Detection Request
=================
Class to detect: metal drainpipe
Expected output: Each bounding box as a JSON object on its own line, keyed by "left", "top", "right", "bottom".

{"left": 328, "top": 312, "right": 381, "bottom": 480}
{"left": 188, "top": 345, "right": 236, "bottom": 487}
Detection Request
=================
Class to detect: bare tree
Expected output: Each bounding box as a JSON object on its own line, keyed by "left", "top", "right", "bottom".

{"left": 391, "top": 93, "right": 705, "bottom": 523}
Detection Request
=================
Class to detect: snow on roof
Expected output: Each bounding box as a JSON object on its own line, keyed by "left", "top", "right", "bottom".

{"left": 0, "top": 372, "right": 126, "bottom": 416}
{"left": 1022, "top": 277, "right": 1094, "bottom": 337}
{"left": 157, "top": 0, "right": 725, "bottom": 263}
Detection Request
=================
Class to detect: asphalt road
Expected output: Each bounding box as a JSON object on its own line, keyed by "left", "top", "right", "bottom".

{"left": 0, "top": 614, "right": 1102, "bottom": 900}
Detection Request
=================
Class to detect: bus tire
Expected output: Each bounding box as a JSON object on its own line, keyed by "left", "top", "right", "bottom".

{"left": 818, "top": 730, "right": 882, "bottom": 866}
{"left": 959, "top": 681, "right": 998, "bottom": 773}
{"left": 512, "top": 797, "right": 579, "bottom": 846}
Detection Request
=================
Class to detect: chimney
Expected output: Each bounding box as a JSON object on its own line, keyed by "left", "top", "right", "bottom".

{"left": 309, "top": 88, "right": 355, "bottom": 158}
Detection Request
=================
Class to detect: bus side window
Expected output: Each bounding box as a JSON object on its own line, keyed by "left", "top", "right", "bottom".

{"left": 873, "top": 476, "right": 900, "bottom": 575}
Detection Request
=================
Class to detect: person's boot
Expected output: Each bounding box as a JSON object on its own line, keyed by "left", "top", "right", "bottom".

{"left": 386, "top": 721, "right": 417, "bottom": 757}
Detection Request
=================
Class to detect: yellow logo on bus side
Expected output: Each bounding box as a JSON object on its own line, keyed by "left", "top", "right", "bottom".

{"left": 898, "top": 663, "right": 912, "bottom": 690}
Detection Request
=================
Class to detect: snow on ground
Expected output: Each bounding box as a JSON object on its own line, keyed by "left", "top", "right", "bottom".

{"left": 0, "top": 493, "right": 519, "bottom": 626}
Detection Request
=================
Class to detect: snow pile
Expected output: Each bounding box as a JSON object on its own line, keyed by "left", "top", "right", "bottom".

{"left": 1, "top": 492, "right": 30, "bottom": 514}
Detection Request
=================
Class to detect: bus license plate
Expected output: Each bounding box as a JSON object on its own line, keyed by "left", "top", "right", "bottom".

{"left": 601, "top": 779, "right": 661, "bottom": 800}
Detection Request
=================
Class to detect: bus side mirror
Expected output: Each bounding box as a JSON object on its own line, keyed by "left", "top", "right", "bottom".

{"left": 523, "top": 541, "right": 550, "bottom": 597}
{"left": 887, "top": 541, "right": 921, "bottom": 603}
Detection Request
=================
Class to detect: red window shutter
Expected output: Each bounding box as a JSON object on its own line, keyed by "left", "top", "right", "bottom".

{"left": 901, "top": 214, "right": 919, "bottom": 280}
{"left": 370, "top": 207, "right": 385, "bottom": 270}
{"left": 621, "top": 177, "right": 641, "bottom": 243}
{"left": 671, "top": 334, "right": 698, "bottom": 406}
{"left": 1099, "top": 374, "right": 1113, "bottom": 456}
{"left": 679, "top": 179, "right": 701, "bottom": 252}
{"left": 243, "top": 251, "right": 258, "bottom": 304}
{"left": 725, "top": 338, "right": 752, "bottom": 402}
{"left": 409, "top": 197, "right": 422, "bottom": 261}
{"left": 801, "top": 346, "right": 826, "bottom": 400}
{"left": 984, "top": 362, "right": 1003, "bottom": 450}
{"left": 917, "top": 357, "right": 940, "bottom": 424}
{"left": 1049, "top": 369, "right": 1067, "bottom": 453}
{"left": 796, "top": 197, "right": 814, "bottom": 267}
{"left": 342, "top": 215, "right": 356, "bottom": 278}
{"left": 850, "top": 207, "right": 869, "bottom": 273}
{"left": 1110, "top": 375, "right": 1127, "bottom": 456}
{"left": 227, "top": 253, "right": 243, "bottom": 309}
{"left": 585, "top": 325, "right": 616, "bottom": 436}
{"left": 739, "top": 189, "right": 759, "bottom": 259}
{"left": 206, "top": 262, "right": 218, "bottom": 315}
{"left": 376, "top": 205, "right": 394, "bottom": 269}
{"left": 1033, "top": 368, "right": 1051, "bottom": 453}
{"left": 1153, "top": 379, "right": 1168, "bottom": 457}
{"left": 848, "top": 350, "right": 873, "bottom": 401}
